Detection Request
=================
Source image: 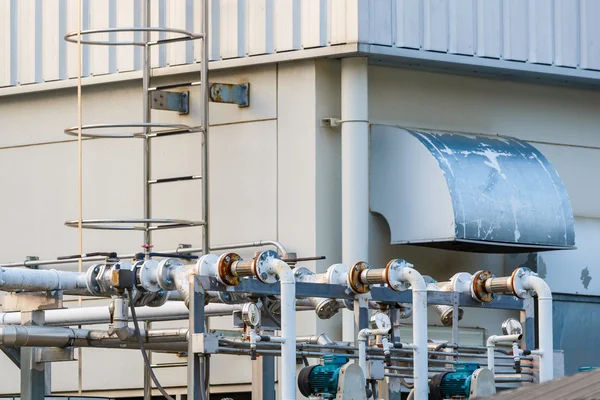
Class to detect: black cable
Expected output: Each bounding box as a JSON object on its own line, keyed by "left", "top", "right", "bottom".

{"left": 127, "top": 289, "right": 177, "bottom": 400}
{"left": 262, "top": 298, "right": 281, "bottom": 328}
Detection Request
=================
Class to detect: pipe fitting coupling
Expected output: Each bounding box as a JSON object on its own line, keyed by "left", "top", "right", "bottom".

{"left": 483, "top": 268, "right": 537, "bottom": 299}
{"left": 217, "top": 253, "right": 243, "bottom": 286}
{"left": 348, "top": 262, "right": 371, "bottom": 294}
{"left": 471, "top": 270, "right": 495, "bottom": 302}
{"left": 253, "top": 250, "right": 281, "bottom": 284}
{"left": 384, "top": 259, "right": 413, "bottom": 291}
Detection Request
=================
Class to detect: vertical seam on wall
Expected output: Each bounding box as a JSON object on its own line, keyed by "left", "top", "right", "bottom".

{"left": 237, "top": 0, "right": 247, "bottom": 57}
{"left": 159, "top": 0, "right": 167, "bottom": 67}
{"left": 10, "top": 0, "right": 17, "bottom": 86}
{"left": 275, "top": 63, "right": 279, "bottom": 242}
{"left": 35, "top": 0, "right": 43, "bottom": 83}
{"left": 108, "top": 0, "right": 117, "bottom": 74}
{"left": 82, "top": 0, "right": 90, "bottom": 77}
{"left": 211, "top": 0, "right": 220, "bottom": 60}
{"left": 186, "top": 0, "right": 194, "bottom": 64}
{"left": 134, "top": 0, "right": 141, "bottom": 70}
{"left": 319, "top": 0, "right": 328, "bottom": 47}
{"left": 59, "top": 0, "right": 67, "bottom": 80}
{"left": 265, "top": 0, "right": 274, "bottom": 53}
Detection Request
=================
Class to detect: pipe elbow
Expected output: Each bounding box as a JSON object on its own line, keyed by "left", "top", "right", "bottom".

{"left": 386, "top": 259, "right": 426, "bottom": 291}
{"left": 523, "top": 275, "right": 552, "bottom": 300}
{"left": 270, "top": 259, "right": 294, "bottom": 284}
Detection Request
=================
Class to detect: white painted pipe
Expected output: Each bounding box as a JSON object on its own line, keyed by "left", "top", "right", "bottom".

{"left": 0, "top": 267, "right": 88, "bottom": 293}
{"left": 486, "top": 334, "right": 522, "bottom": 373}
{"left": 358, "top": 328, "right": 390, "bottom": 384}
{"left": 392, "top": 262, "right": 428, "bottom": 400}
{"left": 522, "top": 275, "right": 553, "bottom": 382}
{"left": 0, "top": 302, "right": 241, "bottom": 326}
{"left": 341, "top": 57, "right": 369, "bottom": 342}
{"left": 265, "top": 258, "right": 296, "bottom": 400}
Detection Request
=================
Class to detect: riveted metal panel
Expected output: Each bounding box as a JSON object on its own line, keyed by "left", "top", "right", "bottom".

{"left": 274, "top": 0, "right": 300, "bottom": 52}
{"left": 42, "top": 0, "right": 61, "bottom": 82}
{"left": 580, "top": 0, "right": 600, "bottom": 71}
{"left": 248, "top": 0, "right": 273, "bottom": 55}
{"left": 554, "top": 0, "right": 579, "bottom": 68}
{"left": 90, "top": 0, "right": 110, "bottom": 76}
{"left": 0, "top": 1, "right": 13, "bottom": 87}
{"left": 302, "top": 0, "right": 327, "bottom": 49}
{"left": 528, "top": 0, "right": 553, "bottom": 65}
{"left": 18, "top": 0, "right": 38, "bottom": 85}
{"left": 503, "top": 0, "right": 528, "bottom": 61}
{"left": 423, "top": 0, "right": 448, "bottom": 52}
{"left": 476, "top": 0, "right": 502, "bottom": 59}
{"left": 369, "top": 0, "right": 393, "bottom": 46}
{"left": 116, "top": 0, "right": 135, "bottom": 73}
{"left": 448, "top": 0, "right": 475, "bottom": 55}
{"left": 329, "top": 0, "right": 347, "bottom": 45}
{"left": 395, "top": 0, "right": 421, "bottom": 49}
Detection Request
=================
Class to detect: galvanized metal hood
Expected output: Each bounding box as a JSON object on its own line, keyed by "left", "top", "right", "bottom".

{"left": 370, "top": 126, "right": 575, "bottom": 253}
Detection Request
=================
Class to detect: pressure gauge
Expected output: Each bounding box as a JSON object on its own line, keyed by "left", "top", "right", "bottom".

{"left": 370, "top": 312, "right": 392, "bottom": 331}
{"left": 501, "top": 318, "right": 523, "bottom": 336}
{"left": 242, "top": 303, "right": 261, "bottom": 328}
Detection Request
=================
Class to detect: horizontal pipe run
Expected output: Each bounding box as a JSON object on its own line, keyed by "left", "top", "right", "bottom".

{"left": 0, "top": 303, "right": 242, "bottom": 326}
{"left": 0, "top": 240, "right": 289, "bottom": 268}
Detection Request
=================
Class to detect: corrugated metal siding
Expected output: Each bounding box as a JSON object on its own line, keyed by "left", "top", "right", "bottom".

{"left": 1, "top": 0, "right": 600, "bottom": 90}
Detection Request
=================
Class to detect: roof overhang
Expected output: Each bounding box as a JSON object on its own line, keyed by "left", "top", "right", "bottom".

{"left": 370, "top": 125, "right": 576, "bottom": 253}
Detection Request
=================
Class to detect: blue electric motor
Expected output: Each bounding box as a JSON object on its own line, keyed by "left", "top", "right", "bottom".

{"left": 430, "top": 363, "right": 480, "bottom": 400}
{"left": 297, "top": 355, "right": 349, "bottom": 399}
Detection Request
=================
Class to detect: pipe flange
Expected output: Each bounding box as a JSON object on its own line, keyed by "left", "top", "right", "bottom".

{"left": 348, "top": 262, "right": 370, "bottom": 294}
{"left": 313, "top": 298, "right": 340, "bottom": 320}
{"left": 472, "top": 270, "right": 495, "bottom": 302}
{"left": 440, "top": 306, "right": 464, "bottom": 327}
{"left": 156, "top": 258, "right": 183, "bottom": 291}
{"left": 138, "top": 260, "right": 161, "bottom": 292}
{"left": 385, "top": 259, "right": 412, "bottom": 291}
{"left": 508, "top": 267, "right": 535, "bottom": 299}
{"left": 293, "top": 267, "right": 315, "bottom": 282}
{"left": 217, "top": 253, "right": 242, "bottom": 286}
{"left": 253, "top": 250, "right": 280, "bottom": 284}
{"left": 449, "top": 272, "right": 473, "bottom": 293}
{"left": 146, "top": 290, "right": 169, "bottom": 307}
{"left": 86, "top": 264, "right": 103, "bottom": 295}
{"left": 325, "top": 263, "right": 348, "bottom": 286}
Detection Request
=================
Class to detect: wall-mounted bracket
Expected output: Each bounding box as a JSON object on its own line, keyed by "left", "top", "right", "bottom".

{"left": 1, "top": 346, "right": 21, "bottom": 367}
{"left": 35, "top": 347, "right": 75, "bottom": 363}
{"left": 209, "top": 83, "right": 249, "bottom": 107}
{"left": 151, "top": 90, "right": 189, "bottom": 114}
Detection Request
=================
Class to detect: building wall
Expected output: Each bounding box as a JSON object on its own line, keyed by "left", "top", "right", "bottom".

{"left": 1, "top": 58, "right": 600, "bottom": 396}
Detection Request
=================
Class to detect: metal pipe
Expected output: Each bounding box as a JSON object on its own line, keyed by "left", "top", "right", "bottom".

{"left": 341, "top": 56, "right": 369, "bottom": 342}
{"left": 0, "top": 240, "right": 289, "bottom": 269}
{"left": 0, "top": 303, "right": 242, "bottom": 326}
{"left": 0, "top": 267, "right": 89, "bottom": 293}
{"left": 201, "top": 0, "right": 209, "bottom": 256}
{"left": 296, "top": 334, "right": 334, "bottom": 346}
{"left": 522, "top": 273, "right": 553, "bottom": 382}
{"left": 486, "top": 334, "right": 522, "bottom": 374}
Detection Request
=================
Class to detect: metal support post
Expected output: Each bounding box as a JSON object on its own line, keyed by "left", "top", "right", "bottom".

{"left": 386, "top": 308, "right": 402, "bottom": 399}
{"left": 354, "top": 295, "right": 370, "bottom": 344}
{"left": 252, "top": 331, "right": 276, "bottom": 400}
{"left": 188, "top": 276, "right": 207, "bottom": 400}
{"left": 21, "top": 311, "right": 49, "bottom": 400}
{"left": 201, "top": 0, "right": 210, "bottom": 255}
{"left": 451, "top": 291, "right": 460, "bottom": 361}
{"left": 521, "top": 297, "right": 535, "bottom": 350}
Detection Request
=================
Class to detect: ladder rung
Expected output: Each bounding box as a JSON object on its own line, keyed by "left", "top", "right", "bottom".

{"left": 147, "top": 126, "right": 203, "bottom": 138}
{"left": 149, "top": 81, "right": 202, "bottom": 92}
{"left": 148, "top": 175, "right": 202, "bottom": 185}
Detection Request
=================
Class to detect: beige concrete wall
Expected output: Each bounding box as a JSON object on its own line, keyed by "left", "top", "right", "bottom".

{"left": 1, "top": 59, "right": 599, "bottom": 397}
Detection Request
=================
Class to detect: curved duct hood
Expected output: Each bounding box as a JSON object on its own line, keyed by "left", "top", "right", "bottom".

{"left": 370, "top": 126, "right": 575, "bottom": 253}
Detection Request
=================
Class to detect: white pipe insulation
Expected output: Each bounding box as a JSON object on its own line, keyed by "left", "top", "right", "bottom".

{"left": 486, "top": 334, "right": 522, "bottom": 374}
{"left": 522, "top": 274, "right": 553, "bottom": 382}
{"left": 0, "top": 267, "right": 88, "bottom": 293}
{"left": 264, "top": 257, "right": 296, "bottom": 400}
{"left": 341, "top": 57, "right": 369, "bottom": 342}
{"left": 0, "top": 302, "right": 242, "bottom": 326}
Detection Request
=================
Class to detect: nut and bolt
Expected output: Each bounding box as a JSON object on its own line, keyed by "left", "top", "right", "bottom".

{"left": 261, "top": 272, "right": 268, "bottom": 280}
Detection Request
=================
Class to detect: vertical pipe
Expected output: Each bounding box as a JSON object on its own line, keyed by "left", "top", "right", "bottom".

{"left": 201, "top": 0, "right": 210, "bottom": 255}
{"left": 522, "top": 276, "right": 553, "bottom": 382}
{"left": 411, "top": 286, "right": 428, "bottom": 400}
{"left": 142, "top": 2, "right": 152, "bottom": 399}
{"left": 76, "top": 0, "right": 84, "bottom": 392}
{"left": 341, "top": 57, "right": 369, "bottom": 342}
{"left": 142, "top": 0, "right": 151, "bottom": 248}
{"left": 188, "top": 276, "right": 206, "bottom": 400}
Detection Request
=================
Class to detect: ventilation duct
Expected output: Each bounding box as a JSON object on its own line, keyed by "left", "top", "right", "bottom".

{"left": 370, "top": 126, "right": 575, "bottom": 253}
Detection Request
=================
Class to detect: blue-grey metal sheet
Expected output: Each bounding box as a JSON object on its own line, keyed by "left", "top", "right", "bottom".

{"left": 408, "top": 130, "right": 575, "bottom": 252}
